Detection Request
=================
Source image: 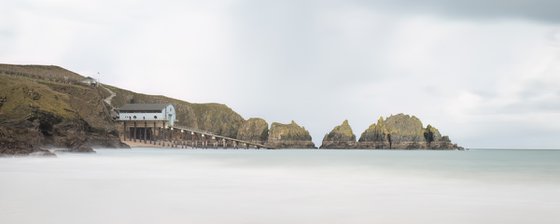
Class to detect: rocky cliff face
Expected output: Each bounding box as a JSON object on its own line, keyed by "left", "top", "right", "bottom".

{"left": 358, "top": 114, "right": 460, "bottom": 149}
{"left": 0, "top": 64, "right": 128, "bottom": 155}
{"left": 0, "top": 120, "right": 52, "bottom": 156}
{"left": 267, "top": 121, "right": 316, "bottom": 149}
{"left": 106, "top": 86, "right": 244, "bottom": 138}
{"left": 237, "top": 118, "right": 269, "bottom": 144}
{"left": 320, "top": 120, "right": 357, "bottom": 149}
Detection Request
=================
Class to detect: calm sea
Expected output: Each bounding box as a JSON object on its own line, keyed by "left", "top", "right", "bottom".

{"left": 1, "top": 149, "right": 559, "bottom": 224}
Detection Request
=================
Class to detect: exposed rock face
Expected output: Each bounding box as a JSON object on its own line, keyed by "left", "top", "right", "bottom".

{"left": 267, "top": 121, "right": 316, "bottom": 149}
{"left": 358, "top": 114, "right": 461, "bottom": 149}
{"left": 237, "top": 118, "right": 269, "bottom": 145}
{"left": 423, "top": 125, "right": 460, "bottom": 149}
{"left": 0, "top": 120, "right": 54, "bottom": 156}
{"left": 107, "top": 87, "right": 245, "bottom": 138}
{"left": 0, "top": 64, "right": 129, "bottom": 155}
{"left": 320, "top": 120, "right": 357, "bottom": 149}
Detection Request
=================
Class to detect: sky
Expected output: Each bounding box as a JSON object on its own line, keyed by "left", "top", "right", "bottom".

{"left": 2, "top": 0, "right": 560, "bottom": 149}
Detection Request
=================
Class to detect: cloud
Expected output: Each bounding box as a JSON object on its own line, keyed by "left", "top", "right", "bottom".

{"left": 356, "top": 0, "right": 560, "bottom": 23}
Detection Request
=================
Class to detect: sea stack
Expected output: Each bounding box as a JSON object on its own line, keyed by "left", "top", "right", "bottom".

{"left": 267, "top": 121, "right": 316, "bottom": 149}
{"left": 236, "top": 118, "right": 269, "bottom": 145}
{"left": 357, "top": 114, "right": 461, "bottom": 149}
{"left": 320, "top": 120, "right": 357, "bottom": 149}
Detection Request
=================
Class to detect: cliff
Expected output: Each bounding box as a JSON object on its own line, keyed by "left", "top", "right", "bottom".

{"left": 0, "top": 64, "right": 127, "bottom": 155}
{"left": 0, "top": 63, "right": 247, "bottom": 155}
{"left": 106, "top": 86, "right": 244, "bottom": 138}
{"left": 358, "top": 114, "right": 460, "bottom": 149}
{"left": 320, "top": 120, "right": 357, "bottom": 149}
{"left": 236, "top": 118, "right": 269, "bottom": 145}
{"left": 267, "top": 121, "right": 316, "bottom": 149}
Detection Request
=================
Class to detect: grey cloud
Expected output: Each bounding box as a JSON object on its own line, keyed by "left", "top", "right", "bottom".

{"left": 355, "top": 0, "right": 560, "bottom": 23}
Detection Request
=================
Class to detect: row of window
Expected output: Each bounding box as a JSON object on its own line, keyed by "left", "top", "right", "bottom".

{"left": 122, "top": 115, "right": 159, "bottom": 120}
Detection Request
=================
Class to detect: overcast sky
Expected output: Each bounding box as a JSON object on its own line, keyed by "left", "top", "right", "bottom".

{"left": 2, "top": 0, "right": 560, "bottom": 148}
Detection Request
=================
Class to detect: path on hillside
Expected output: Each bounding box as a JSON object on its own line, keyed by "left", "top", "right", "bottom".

{"left": 100, "top": 84, "right": 116, "bottom": 108}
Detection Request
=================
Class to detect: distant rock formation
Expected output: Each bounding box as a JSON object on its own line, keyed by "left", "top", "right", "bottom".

{"left": 357, "top": 114, "right": 461, "bottom": 149}
{"left": 237, "top": 118, "right": 269, "bottom": 145}
{"left": 320, "top": 120, "right": 357, "bottom": 149}
{"left": 267, "top": 121, "right": 316, "bottom": 149}
{"left": 0, "top": 64, "right": 463, "bottom": 153}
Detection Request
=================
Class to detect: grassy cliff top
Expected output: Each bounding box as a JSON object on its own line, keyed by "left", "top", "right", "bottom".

{"left": 0, "top": 64, "right": 85, "bottom": 81}
{"left": 0, "top": 75, "right": 76, "bottom": 120}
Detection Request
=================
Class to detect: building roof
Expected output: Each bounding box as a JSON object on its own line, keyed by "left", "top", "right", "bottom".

{"left": 118, "top": 104, "right": 171, "bottom": 111}
{"left": 82, "top": 76, "right": 97, "bottom": 81}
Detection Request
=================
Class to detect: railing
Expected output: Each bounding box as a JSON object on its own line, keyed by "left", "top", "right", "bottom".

{"left": 172, "top": 125, "right": 272, "bottom": 149}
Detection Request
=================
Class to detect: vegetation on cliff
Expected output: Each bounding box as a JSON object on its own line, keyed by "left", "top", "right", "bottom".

{"left": 357, "top": 113, "right": 460, "bottom": 149}
{"left": 106, "top": 86, "right": 244, "bottom": 138}
{"left": 320, "top": 120, "right": 356, "bottom": 149}
{"left": 0, "top": 63, "right": 248, "bottom": 154}
{"left": 0, "top": 64, "right": 125, "bottom": 154}
{"left": 237, "top": 118, "right": 268, "bottom": 144}
{"left": 359, "top": 114, "right": 425, "bottom": 147}
{"left": 267, "top": 121, "right": 315, "bottom": 149}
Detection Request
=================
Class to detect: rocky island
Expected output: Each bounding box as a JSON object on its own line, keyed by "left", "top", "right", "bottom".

{"left": 320, "top": 120, "right": 357, "bottom": 149}
{"left": 267, "top": 121, "right": 316, "bottom": 149}
{"left": 320, "top": 114, "right": 461, "bottom": 149}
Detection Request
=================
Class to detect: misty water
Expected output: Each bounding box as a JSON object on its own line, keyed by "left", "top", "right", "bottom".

{"left": 1, "top": 149, "right": 559, "bottom": 224}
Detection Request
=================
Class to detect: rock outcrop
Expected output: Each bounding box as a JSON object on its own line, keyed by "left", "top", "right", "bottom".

{"left": 0, "top": 120, "right": 54, "bottom": 156}
{"left": 320, "top": 120, "right": 357, "bottom": 149}
{"left": 236, "top": 118, "right": 269, "bottom": 145}
{"left": 358, "top": 114, "right": 461, "bottom": 149}
{"left": 267, "top": 121, "right": 316, "bottom": 149}
{"left": 0, "top": 64, "right": 128, "bottom": 155}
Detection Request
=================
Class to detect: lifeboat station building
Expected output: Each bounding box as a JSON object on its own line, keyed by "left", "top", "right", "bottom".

{"left": 117, "top": 104, "right": 176, "bottom": 142}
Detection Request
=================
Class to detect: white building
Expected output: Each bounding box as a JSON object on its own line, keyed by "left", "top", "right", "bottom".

{"left": 117, "top": 104, "right": 176, "bottom": 127}
{"left": 81, "top": 76, "right": 98, "bottom": 86}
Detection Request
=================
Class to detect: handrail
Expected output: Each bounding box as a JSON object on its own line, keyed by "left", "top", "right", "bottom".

{"left": 172, "top": 125, "right": 273, "bottom": 149}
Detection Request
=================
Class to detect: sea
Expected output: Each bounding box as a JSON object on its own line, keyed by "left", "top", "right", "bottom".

{"left": 1, "top": 148, "right": 559, "bottom": 224}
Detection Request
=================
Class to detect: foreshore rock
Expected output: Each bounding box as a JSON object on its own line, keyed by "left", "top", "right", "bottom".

{"left": 267, "top": 121, "right": 316, "bottom": 149}
{"left": 0, "top": 121, "right": 55, "bottom": 156}
{"left": 320, "top": 120, "right": 357, "bottom": 149}
{"left": 236, "top": 118, "right": 269, "bottom": 145}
